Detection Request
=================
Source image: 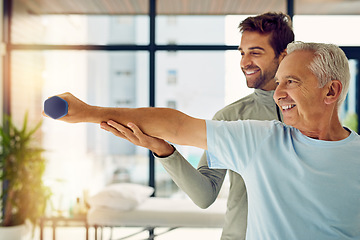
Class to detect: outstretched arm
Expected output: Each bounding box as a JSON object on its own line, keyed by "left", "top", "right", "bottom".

{"left": 44, "top": 92, "right": 207, "bottom": 149}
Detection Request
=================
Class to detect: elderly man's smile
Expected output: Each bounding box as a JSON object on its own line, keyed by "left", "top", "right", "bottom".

{"left": 281, "top": 104, "right": 296, "bottom": 111}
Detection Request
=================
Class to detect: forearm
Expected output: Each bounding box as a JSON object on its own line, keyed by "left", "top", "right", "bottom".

{"left": 158, "top": 150, "right": 226, "bottom": 208}
{"left": 51, "top": 93, "right": 207, "bottom": 149}
{"left": 194, "top": 152, "right": 226, "bottom": 206}
{"left": 93, "top": 107, "right": 206, "bottom": 148}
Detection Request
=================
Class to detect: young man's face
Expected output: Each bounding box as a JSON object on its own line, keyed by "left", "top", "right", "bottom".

{"left": 239, "top": 31, "right": 283, "bottom": 91}
{"left": 273, "top": 50, "right": 330, "bottom": 132}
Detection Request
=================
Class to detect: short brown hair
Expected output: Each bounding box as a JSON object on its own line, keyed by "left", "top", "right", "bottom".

{"left": 239, "top": 12, "right": 294, "bottom": 57}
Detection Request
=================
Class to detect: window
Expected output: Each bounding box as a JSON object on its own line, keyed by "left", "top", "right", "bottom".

{"left": 293, "top": 15, "right": 360, "bottom": 46}
{"left": 167, "top": 69, "right": 177, "bottom": 85}
{"left": 11, "top": 12, "right": 149, "bottom": 45}
{"left": 11, "top": 50, "right": 150, "bottom": 210}
{"left": 9, "top": 5, "right": 247, "bottom": 203}
{"left": 7, "top": 2, "right": 359, "bottom": 208}
{"left": 166, "top": 100, "right": 177, "bottom": 109}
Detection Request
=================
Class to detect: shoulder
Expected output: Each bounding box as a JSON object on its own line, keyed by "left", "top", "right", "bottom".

{"left": 206, "top": 119, "right": 281, "bottom": 138}
{"left": 213, "top": 93, "right": 257, "bottom": 121}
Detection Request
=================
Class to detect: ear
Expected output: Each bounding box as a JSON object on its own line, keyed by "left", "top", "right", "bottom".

{"left": 278, "top": 50, "right": 287, "bottom": 62}
{"left": 324, "top": 80, "right": 342, "bottom": 105}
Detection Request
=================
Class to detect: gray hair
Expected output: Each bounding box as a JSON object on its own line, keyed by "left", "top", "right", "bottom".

{"left": 287, "top": 41, "right": 350, "bottom": 107}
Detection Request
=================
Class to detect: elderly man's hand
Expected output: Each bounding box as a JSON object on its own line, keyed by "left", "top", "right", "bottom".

{"left": 43, "top": 92, "right": 91, "bottom": 123}
{"left": 100, "top": 120, "right": 175, "bottom": 157}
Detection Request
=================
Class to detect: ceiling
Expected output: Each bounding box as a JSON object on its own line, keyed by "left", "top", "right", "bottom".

{"left": 14, "top": 0, "right": 360, "bottom": 15}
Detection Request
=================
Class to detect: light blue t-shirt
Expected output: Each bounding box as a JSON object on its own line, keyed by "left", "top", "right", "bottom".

{"left": 206, "top": 119, "right": 360, "bottom": 240}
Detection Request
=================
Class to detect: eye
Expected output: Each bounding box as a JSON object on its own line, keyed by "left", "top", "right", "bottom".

{"left": 286, "top": 79, "right": 301, "bottom": 87}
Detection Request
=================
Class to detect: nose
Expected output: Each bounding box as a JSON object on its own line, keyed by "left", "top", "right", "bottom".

{"left": 273, "top": 83, "right": 287, "bottom": 102}
{"left": 240, "top": 54, "right": 252, "bottom": 69}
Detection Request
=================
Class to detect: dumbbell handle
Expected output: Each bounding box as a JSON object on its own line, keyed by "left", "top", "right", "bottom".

{"left": 44, "top": 96, "right": 68, "bottom": 119}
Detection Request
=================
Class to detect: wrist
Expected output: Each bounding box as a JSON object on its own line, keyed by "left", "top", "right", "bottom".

{"left": 88, "top": 106, "right": 106, "bottom": 123}
{"left": 153, "top": 144, "right": 175, "bottom": 158}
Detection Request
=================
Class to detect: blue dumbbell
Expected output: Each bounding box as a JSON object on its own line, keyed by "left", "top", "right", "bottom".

{"left": 44, "top": 96, "right": 68, "bottom": 119}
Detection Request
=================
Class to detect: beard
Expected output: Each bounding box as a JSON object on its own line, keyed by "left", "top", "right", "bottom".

{"left": 243, "top": 58, "right": 280, "bottom": 90}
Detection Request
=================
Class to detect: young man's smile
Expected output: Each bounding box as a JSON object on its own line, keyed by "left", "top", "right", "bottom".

{"left": 239, "top": 31, "right": 284, "bottom": 91}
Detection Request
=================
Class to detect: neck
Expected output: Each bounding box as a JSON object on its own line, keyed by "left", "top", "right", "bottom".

{"left": 260, "top": 80, "right": 277, "bottom": 91}
{"left": 300, "top": 123, "right": 349, "bottom": 141}
{"left": 300, "top": 110, "right": 350, "bottom": 141}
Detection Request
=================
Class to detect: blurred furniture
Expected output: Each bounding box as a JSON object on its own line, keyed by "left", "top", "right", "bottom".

{"left": 39, "top": 215, "right": 89, "bottom": 240}
{"left": 87, "top": 197, "right": 226, "bottom": 240}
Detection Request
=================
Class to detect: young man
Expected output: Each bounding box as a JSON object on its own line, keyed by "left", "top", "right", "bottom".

{"left": 45, "top": 42, "right": 360, "bottom": 239}
{"left": 99, "top": 12, "right": 294, "bottom": 240}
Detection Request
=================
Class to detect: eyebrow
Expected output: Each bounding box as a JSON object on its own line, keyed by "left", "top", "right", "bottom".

{"left": 285, "top": 75, "right": 302, "bottom": 81}
{"left": 238, "top": 46, "right": 266, "bottom": 51}
{"left": 275, "top": 75, "right": 302, "bottom": 82}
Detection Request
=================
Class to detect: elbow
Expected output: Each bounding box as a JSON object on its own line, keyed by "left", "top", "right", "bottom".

{"left": 197, "top": 200, "right": 214, "bottom": 209}
{"left": 191, "top": 194, "right": 217, "bottom": 209}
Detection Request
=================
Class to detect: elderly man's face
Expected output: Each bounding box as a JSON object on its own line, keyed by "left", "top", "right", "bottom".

{"left": 273, "top": 50, "right": 330, "bottom": 133}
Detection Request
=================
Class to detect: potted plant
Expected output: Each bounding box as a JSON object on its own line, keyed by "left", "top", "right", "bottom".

{"left": 0, "top": 113, "right": 51, "bottom": 238}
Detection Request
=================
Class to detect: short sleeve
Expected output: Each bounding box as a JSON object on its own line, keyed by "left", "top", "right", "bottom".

{"left": 206, "top": 119, "right": 273, "bottom": 174}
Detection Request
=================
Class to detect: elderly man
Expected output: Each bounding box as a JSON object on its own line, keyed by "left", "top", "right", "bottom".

{"left": 46, "top": 42, "right": 360, "bottom": 239}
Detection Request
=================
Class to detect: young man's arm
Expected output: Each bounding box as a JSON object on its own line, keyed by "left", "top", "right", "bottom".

{"left": 44, "top": 92, "right": 207, "bottom": 149}
{"left": 101, "top": 121, "right": 226, "bottom": 208}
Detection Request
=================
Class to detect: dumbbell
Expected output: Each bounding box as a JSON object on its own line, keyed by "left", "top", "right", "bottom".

{"left": 44, "top": 96, "right": 68, "bottom": 119}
